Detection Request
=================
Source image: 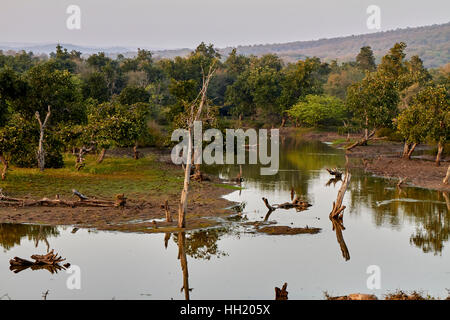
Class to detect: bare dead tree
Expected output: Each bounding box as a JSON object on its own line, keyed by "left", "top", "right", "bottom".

{"left": 35, "top": 106, "right": 51, "bottom": 171}
{"left": 178, "top": 64, "right": 216, "bottom": 228}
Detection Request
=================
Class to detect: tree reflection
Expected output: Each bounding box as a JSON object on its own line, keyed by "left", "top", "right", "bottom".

{"left": 177, "top": 232, "right": 190, "bottom": 300}
{"left": 349, "top": 175, "right": 450, "bottom": 255}
{"left": 330, "top": 217, "right": 350, "bottom": 261}
{"left": 173, "top": 228, "right": 228, "bottom": 260}
{"left": 0, "top": 223, "right": 59, "bottom": 251}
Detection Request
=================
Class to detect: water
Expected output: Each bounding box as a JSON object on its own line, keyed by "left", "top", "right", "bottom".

{"left": 0, "top": 138, "right": 449, "bottom": 300}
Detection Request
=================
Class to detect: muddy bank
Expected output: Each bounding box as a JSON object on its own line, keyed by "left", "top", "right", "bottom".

{"left": 286, "top": 128, "right": 450, "bottom": 192}
{"left": 0, "top": 151, "right": 238, "bottom": 233}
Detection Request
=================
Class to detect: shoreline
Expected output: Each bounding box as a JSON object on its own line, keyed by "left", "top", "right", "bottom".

{"left": 0, "top": 152, "right": 238, "bottom": 233}
{"left": 287, "top": 128, "right": 450, "bottom": 192}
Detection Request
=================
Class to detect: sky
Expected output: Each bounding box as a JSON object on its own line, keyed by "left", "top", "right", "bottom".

{"left": 0, "top": 0, "right": 449, "bottom": 49}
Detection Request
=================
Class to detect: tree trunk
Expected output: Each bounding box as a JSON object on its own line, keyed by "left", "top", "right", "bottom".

{"left": 406, "top": 143, "right": 417, "bottom": 159}
{"left": 402, "top": 142, "right": 411, "bottom": 158}
{"left": 35, "top": 106, "right": 51, "bottom": 172}
{"left": 0, "top": 153, "right": 8, "bottom": 181}
{"left": 443, "top": 166, "right": 450, "bottom": 185}
{"left": 280, "top": 117, "right": 286, "bottom": 128}
{"left": 178, "top": 128, "right": 193, "bottom": 228}
{"left": 164, "top": 200, "right": 172, "bottom": 222}
{"left": 177, "top": 64, "right": 215, "bottom": 229}
{"left": 97, "top": 148, "right": 106, "bottom": 163}
{"left": 133, "top": 143, "right": 139, "bottom": 160}
{"left": 436, "top": 141, "right": 444, "bottom": 166}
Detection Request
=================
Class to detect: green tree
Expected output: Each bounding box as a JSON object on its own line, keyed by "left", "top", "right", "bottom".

{"left": 347, "top": 72, "right": 399, "bottom": 141}
{"left": 286, "top": 94, "right": 347, "bottom": 127}
{"left": 356, "top": 46, "right": 376, "bottom": 72}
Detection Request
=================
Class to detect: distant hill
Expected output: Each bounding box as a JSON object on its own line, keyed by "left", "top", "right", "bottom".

{"left": 1, "top": 22, "right": 448, "bottom": 68}
{"left": 219, "top": 22, "right": 450, "bottom": 68}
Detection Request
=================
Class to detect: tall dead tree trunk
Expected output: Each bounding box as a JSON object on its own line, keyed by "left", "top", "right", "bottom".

{"left": 0, "top": 153, "right": 8, "bottom": 181}
{"left": 436, "top": 141, "right": 444, "bottom": 166}
{"left": 35, "top": 106, "right": 51, "bottom": 172}
{"left": 178, "top": 64, "right": 216, "bottom": 228}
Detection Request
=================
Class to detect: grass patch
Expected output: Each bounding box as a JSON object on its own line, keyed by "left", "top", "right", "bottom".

{"left": 1, "top": 153, "right": 184, "bottom": 200}
{"left": 213, "top": 183, "right": 243, "bottom": 190}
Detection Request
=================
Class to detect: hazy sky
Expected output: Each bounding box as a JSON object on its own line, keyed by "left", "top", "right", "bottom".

{"left": 1, "top": 0, "right": 449, "bottom": 49}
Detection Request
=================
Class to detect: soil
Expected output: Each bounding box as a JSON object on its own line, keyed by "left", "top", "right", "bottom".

{"left": 286, "top": 128, "right": 450, "bottom": 192}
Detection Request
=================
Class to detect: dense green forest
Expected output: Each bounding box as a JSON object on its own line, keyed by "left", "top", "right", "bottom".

{"left": 0, "top": 40, "right": 449, "bottom": 176}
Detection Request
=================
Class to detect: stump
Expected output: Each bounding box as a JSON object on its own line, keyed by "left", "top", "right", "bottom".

{"left": 275, "top": 283, "right": 288, "bottom": 300}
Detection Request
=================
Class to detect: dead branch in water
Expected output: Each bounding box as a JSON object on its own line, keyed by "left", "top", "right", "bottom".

{"left": 326, "top": 168, "right": 342, "bottom": 178}
{"left": 397, "top": 177, "right": 408, "bottom": 188}
{"left": 262, "top": 196, "right": 311, "bottom": 213}
{"left": 9, "top": 249, "right": 70, "bottom": 274}
{"left": 275, "top": 283, "right": 288, "bottom": 300}
{"left": 329, "top": 171, "right": 351, "bottom": 219}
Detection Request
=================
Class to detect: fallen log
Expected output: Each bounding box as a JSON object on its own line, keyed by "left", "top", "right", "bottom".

{"left": 346, "top": 130, "right": 376, "bottom": 151}
{"left": 0, "top": 189, "right": 123, "bottom": 208}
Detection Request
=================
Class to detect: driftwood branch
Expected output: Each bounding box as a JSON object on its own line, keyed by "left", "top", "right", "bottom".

{"left": 326, "top": 168, "right": 342, "bottom": 178}
{"left": 275, "top": 283, "right": 288, "bottom": 300}
{"left": 9, "top": 249, "right": 70, "bottom": 274}
{"left": 329, "top": 171, "right": 351, "bottom": 219}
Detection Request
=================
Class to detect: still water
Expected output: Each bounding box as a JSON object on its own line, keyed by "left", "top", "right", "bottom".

{"left": 0, "top": 138, "right": 449, "bottom": 299}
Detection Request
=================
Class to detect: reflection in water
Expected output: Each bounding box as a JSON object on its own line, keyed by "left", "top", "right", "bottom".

{"left": 206, "top": 138, "right": 450, "bottom": 255}
{"left": 172, "top": 228, "right": 230, "bottom": 299}
{"left": 331, "top": 217, "right": 350, "bottom": 261}
{"left": 0, "top": 224, "right": 59, "bottom": 251}
{"left": 177, "top": 232, "right": 190, "bottom": 300}
{"left": 173, "top": 228, "right": 228, "bottom": 260}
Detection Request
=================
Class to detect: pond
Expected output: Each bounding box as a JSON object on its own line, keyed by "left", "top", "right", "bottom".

{"left": 0, "top": 137, "right": 449, "bottom": 299}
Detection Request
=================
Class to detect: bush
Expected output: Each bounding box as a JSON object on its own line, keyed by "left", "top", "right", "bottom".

{"left": 376, "top": 127, "right": 403, "bottom": 142}
{"left": 286, "top": 95, "right": 347, "bottom": 127}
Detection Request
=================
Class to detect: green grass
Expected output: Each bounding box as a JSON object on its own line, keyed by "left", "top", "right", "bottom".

{"left": 0, "top": 154, "right": 184, "bottom": 200}
{"left": 213, "top": 183, "right": 244, "bottom": 190}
